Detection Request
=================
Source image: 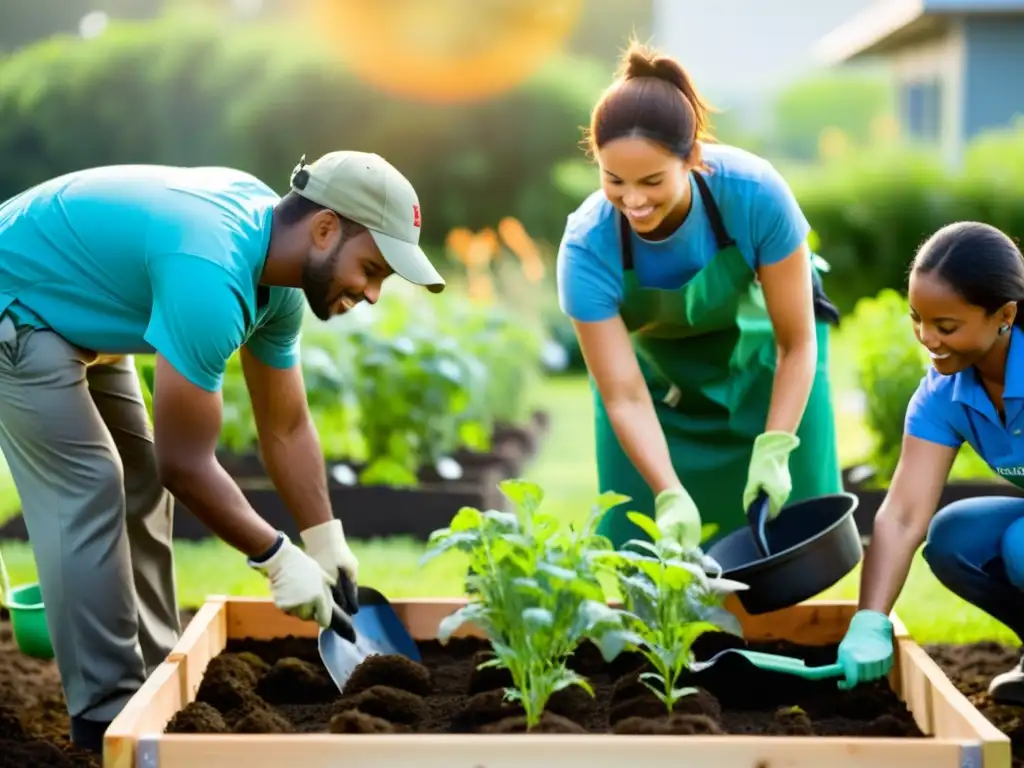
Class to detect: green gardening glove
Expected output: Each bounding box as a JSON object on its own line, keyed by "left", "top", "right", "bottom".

{"left": 836, "top": 610, "right": 895, "bottom": 690}
{"left": 654, "top": 486, "right": 702, "bottom": 549}
{"left": 742, "top": 431, "right": 800, "bottom": 519}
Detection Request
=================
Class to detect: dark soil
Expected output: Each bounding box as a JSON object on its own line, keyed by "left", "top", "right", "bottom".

{"left": 3, "top": 604, "right": 1024, "bottom": 760}
{"left": 0, "top": 607, "right": 196, "bottom": 767}
{"left": 163, "top": 631, "right": 930, "bottom": 737}
{"left": 926, "top": 641, "right": 1024, "bottom": 768}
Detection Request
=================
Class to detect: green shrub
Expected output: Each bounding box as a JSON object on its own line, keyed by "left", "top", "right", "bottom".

{"left": 844, "top": 289, "right": 927, "bottom": 483}
{"left": 793, "top": 134, "right": 1024, "bottom": 314}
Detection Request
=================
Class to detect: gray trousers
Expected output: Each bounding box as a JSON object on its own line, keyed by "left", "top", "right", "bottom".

{"left": 0, "top": 316, "right": 180, "bottom": 723}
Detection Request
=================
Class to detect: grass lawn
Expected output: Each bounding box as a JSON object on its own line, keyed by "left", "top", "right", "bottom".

{"left": 0, "top": 327, "right": 1018, "bottom": 647}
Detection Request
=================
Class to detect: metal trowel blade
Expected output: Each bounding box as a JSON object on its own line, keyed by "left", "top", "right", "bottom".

{"left": 318, "top": 627, "right": 386, "bottom": 692}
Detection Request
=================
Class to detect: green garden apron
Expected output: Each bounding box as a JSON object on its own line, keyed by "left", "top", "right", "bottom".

{"left": 594, "top": 171, "right": 842, "bottom": 550}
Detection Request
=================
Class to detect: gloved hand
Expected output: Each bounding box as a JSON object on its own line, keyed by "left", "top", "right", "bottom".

{"left": 248, "top": 533, "right": 338, "bottom": 630}
{"left": 301, "top": 519, "right": 359, "bottom": 615}
{"left": 654, "top": 486, "right": 702, "bottom": 549}
{"left": 836, "top": 609, "right": 895, "bottom": 690}
{"left": 743, "top": 431, "right": 801, "bottom": 519}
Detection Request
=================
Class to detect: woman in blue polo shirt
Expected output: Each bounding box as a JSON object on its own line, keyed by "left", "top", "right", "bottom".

{"left": 556, "top": 40, "right": 842, "bottom": 549}
{"left": 836, "top": 220, "right": 1024, "bottom": 704}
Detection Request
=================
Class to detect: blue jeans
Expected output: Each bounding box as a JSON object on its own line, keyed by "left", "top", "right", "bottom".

{"left": 923, "top": 495, "right": 1024, "bottom": 642}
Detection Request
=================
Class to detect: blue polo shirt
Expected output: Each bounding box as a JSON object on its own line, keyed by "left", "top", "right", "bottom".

{"left": 905, "top": 325, "right": 1024, "bottom": 489}
{"left": 556, "top": 142, "right": 811, "bottom": 323}
{"left": 0, "top": 164, "right": 305, "bottom": 392}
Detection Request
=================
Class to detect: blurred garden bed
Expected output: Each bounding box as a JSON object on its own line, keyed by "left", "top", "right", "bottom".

{"left": 176, "top": 274, "right": 551, "bottom": 542}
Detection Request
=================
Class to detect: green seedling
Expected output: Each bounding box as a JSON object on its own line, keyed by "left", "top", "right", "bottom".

{"left": 421, "top": 479, "right": 633, "bottom": 729}
{"left": 595, "top": 510, "right": 749, "bottom": 714}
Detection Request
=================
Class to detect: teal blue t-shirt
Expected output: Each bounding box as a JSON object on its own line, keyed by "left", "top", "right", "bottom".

{"left": 0, "top": 164, "right": 305, "bottom": 392}
{"left": 556, "top": 143, "right": 812, "bottom": 323}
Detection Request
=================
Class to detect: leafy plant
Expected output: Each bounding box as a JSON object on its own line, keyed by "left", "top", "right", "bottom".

{"left": 595, "top": 511, "right": 748, "bottom": 714}
{"left": 846, "top": 289, "right": 928, "bottom": 484}
{"left": 421, "top": 480, "right": 634, "bottom": 729}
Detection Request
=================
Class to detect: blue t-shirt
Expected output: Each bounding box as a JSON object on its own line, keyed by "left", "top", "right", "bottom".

{"left": 556, "top": 143, "right": 812, "bottom": 323}
{"left": 0, "top": 164, "right": 305, "bottom": 392}
{"left": 906, "top": 325, "right": 1024, "bottom": 487}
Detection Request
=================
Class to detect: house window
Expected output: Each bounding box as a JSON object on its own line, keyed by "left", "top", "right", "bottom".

{"left": 902, "top": 76, "right": 943, "bottom": 143}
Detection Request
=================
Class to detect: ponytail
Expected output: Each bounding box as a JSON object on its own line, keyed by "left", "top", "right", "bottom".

{"left": 586, "top": 38, "right": 716, "bottom": 160}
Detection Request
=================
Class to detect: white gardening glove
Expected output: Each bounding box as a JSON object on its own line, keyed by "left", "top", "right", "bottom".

{"left": 301, "top": 519, "right": 359, "bottom": 615}
{"left": 248, "top": 533, "right": 338, "bottom": 630}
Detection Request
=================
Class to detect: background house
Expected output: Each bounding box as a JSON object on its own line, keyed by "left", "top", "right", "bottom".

{"left": 814, "top": 0, "right": 1024, "bottom": 167}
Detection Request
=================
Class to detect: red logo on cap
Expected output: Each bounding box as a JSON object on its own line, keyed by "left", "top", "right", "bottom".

{"left": 412, "top": 204, "right": 421, "bottom": 228}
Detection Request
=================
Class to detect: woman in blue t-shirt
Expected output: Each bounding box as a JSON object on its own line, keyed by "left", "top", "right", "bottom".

{"left": 556, "top": 40, "right": 843, "bottom": 550}
{"left": 836, "top": 220, "right": 1024, "bottom": 704}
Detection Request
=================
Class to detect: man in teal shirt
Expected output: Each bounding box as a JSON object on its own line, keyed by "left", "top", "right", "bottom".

{"left": 0, "top": 150, "right": 445, "bottom": 751}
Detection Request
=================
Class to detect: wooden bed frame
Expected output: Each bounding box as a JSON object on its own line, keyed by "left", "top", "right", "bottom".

{"left": 103, "top": 596, "right": 1011, "bottom": 768}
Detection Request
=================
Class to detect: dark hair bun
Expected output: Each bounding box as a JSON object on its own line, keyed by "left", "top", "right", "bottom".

{"left": 619, "top": 42, "right": 688, "bottom": 93}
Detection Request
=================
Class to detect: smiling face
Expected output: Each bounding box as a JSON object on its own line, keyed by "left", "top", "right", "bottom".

{"left": 301, "top": 211, "right": 393, "bottom": 321}
{"left": 596, "top": 135, "right": 691, "bottom": 236}
{"left": 908, "top": 268, "right": 1015, "bottom": 375}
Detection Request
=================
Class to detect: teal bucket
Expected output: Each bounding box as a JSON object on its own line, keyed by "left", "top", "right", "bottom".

{"left": 0, "top": 551, "right": 54, "bottom": 660}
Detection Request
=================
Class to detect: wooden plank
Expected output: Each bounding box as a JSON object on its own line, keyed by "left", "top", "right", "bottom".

{"left": 102, "top": 661, "right": 184, "bottom": 768}
{"left": 120, "top": 597, "right": 1004, "bottom": 768}
{"left": 896, "top": 638, "right": 1011, "bottom": 765}
{"left": 224, "top": 596, "right": 871, "bottom": 644}
{"left": 168, "top": 598, "right": 228, "bottom": 702}
{"left": 224, "top": 596, "right": 321, "bottom": 640}
{"left": 152, "top": 733, "right": 969, "bottom": 768}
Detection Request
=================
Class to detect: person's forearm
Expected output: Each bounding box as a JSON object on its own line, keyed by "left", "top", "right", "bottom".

{"left": 858, "top": 504, "right": 925, "bottom": 614}
{"left": 160, "top": 460, "right": 278, "bottom": 557}
{"left": 259, "top": 416, "right": 334, "bottom": 531}
{"left": 605, "top": 396, "right": 681, "bottom": 495}
{"left": 764, "top": 337, "right": 817, "bottom": 433}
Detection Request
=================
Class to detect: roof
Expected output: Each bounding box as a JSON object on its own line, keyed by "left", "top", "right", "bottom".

{"left": 813, "top": 0, "right": 1024, "bottom": 64}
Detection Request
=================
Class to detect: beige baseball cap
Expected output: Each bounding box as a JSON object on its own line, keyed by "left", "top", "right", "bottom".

{"left": 289, "top": 151, "right": 445, "bottom": 293}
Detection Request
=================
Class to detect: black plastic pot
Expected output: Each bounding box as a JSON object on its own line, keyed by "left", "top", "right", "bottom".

{"left": 705, "top": 492, "right": 863, "bottom": 615}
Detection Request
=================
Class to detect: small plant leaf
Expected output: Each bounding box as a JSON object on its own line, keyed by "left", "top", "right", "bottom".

{"left": 536, "top": 561, "right": 576, "bottom": 582}
{"left": 499, "top": 478, "right": 544, "bottom": 515}
{"left": 671, "top": 686, "right": 699, "bottom": 699}
{"left": 595, "top": 491, "right": 632, "bottom": 514}
{"left": 449, "top": 506, "right": 483, "bottom": 532}
{"left": 625, "top": 512, "right": 662, "bottom": 542}
{"left": 521, "top": 607, "right": 554, "bottom": 629}
{"left": 700, "top": 523, "right": 719, "bottom": 542}
{"left": 591, "top": 628, "right": 644, "bottom": 662}
{"left": 482, "top": 510, "right": 521, "bottom": 532}
{"left": 694, "top": 604, "right": 745, "bottom": 638}
{"left": 437, "top": 603, "right": 481, "bottom": 644}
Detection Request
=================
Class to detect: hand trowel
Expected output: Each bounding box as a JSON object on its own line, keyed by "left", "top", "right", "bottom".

{"left": 680, "top": 647, "right": 846, "bottom": 687}
{"left": 317, "top": 575, "right": 420, "bottom": 692}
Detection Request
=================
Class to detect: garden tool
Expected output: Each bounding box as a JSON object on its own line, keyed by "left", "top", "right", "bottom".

{"left": 746, "top": 490, "right": 772, "bottom": 559}
{"left": 687, "top": 648, "right": 845, "bottom": 682}
{"left": 318, "top": 583, "right": 421, "bottom": 692}
{"left": 353, "top": 585, "right": 421, "bottom": 661}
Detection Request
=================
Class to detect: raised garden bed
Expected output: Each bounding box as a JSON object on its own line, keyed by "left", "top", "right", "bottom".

{"left": 215, "top": 412, "right": 551, "bottom": 486}
{"left": 172, "top": 467, "right": 510, "bottom": 541}
{"left": 101, "top": 596, "right": 1010, "bottom": 768}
